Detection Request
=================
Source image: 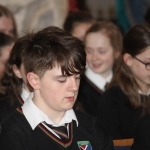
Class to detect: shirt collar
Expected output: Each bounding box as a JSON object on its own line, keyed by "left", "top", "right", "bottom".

{"left": 85, "top": 67, "right": 113, "bottom": 91}
{"left": 138, "top": 89, "right": 150, "bottom": 96}
{"left": 22, "top": 92, "right": 78, "bottom": 130}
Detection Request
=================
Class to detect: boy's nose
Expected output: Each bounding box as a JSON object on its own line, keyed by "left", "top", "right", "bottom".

{"left": 68, "top": 78, "right": 79, "bottom": 92}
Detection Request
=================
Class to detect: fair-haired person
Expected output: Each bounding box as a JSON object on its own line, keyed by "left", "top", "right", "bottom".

{"left": 0, "top": 35, "right": 31, "bottom": 123}
{"left": 0, "top": 26, "right": 114, "bottom": 150}
{"left": 97, "top": 24, "right": 150, "bottom": 140}
{"left": 0, "top": 32, "right": 14, "bottom": 79}
{"left": 0, "top": 5, "right": 18, "bottom": 40}
{"left": 63, "top": 10, "right": 95, "bottom": 41}
{"left": 77, "top": 20, "right": 122, "bottom": 116}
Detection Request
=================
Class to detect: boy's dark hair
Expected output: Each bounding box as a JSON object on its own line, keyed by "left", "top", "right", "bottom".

{"left": 0, "top": 32, "right": 14, "bottom": 56}
{"left": 23, "top": 26, "right": 86, "bottom": 77}
{"left": 63, "top": 10, "right": 94, "bottom": 34}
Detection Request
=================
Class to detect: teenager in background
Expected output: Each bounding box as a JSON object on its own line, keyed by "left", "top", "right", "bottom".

{"left": 0, "top": 35, "right": 31, "bottom": 123}
{"left": 63, "top": 10, "right": 95, "bottom": 41}
{"left": 0, "top": 5, "right": 18, "bottom": 40}
{"left": 77, "top": 20, "right": 122, "bottom": 116}
{"left": 98, "top": 24, "right": 150, "bottom": 140}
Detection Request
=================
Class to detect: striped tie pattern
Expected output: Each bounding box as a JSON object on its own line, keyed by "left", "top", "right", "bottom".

{"left": 45, "top": 122, "right": 68, "bottom": 140}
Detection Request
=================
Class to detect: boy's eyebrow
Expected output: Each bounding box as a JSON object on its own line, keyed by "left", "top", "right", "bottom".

{"left": 53, "top": 75, "right": 66, "bottom": 79}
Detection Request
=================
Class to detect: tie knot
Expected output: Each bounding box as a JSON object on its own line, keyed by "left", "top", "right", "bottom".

{"left": 45, "top": 122, "right": 68, "bottom": 140}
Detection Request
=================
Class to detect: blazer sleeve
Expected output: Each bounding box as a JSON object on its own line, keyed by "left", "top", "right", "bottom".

{"left": 94, "top": 118, "right": 115, "bottom": 150}
{"left": 131, "top": 114, "right": 150, "bottom": 150}
{"left": 97, "top": 87, "right": 123, "bottom": 139}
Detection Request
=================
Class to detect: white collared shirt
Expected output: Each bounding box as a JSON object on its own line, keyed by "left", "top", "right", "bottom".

{"left": 22, "top": 92, "right": 78, "bottom": 131}
{"left": 138, "top": 89, "right": 150, "bottom": 96}
{"left": 85, "top": 67, "right": 113, "bottom": 91}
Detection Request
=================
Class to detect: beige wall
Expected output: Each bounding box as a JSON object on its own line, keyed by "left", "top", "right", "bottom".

{"left": 0, "top": 0, "right": 68, "bottom": 37}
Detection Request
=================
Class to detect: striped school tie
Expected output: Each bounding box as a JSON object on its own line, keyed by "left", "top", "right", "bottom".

{"left": 46, "top": 123, "right": 68, "bottom": 140}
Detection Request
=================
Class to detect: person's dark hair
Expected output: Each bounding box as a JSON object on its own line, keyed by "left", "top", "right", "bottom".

{"left": 0, "top": 35, "right": 30, "bottom": 103}
{"left": 108, "top": 24, "right": 150, "bottom": 109}
{"left": 145, "top": 6, "right": 150, "bottom": 25}
{"left": 23, "top": 26, "right": 86, "bottom": 78}
{"left": 63, "top": 10, "right": 95, "bottom": 34}
{"left": 85, "top": 20, "right": 123, "bottom": 73}
{"left": 0, "top": 5, "right": 18, "bottom": 40}
{"left": 0, "top": 32, "right": 14, "bottom": 56}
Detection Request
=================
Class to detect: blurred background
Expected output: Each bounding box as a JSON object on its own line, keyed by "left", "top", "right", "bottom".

{"left": 0, "top": 0, "right": 149, "bottom": 37}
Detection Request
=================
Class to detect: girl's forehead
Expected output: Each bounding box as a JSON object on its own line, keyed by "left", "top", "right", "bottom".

{"left": 137, "top": 47, "right": 150, "bottom": 57}
{"left": 143, "top": 46, "right": 150, "bottom": 53}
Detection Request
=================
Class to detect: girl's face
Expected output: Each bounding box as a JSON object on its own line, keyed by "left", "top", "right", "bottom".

{"left": 128, "top": 47, "right": 150, "bottom": 93}
{"left": 0, "top": 16, "right": 14, "bottom": 38}
{"left": 85, "top": 32, "right": 116, "bottom": 78}
{"left": 0, "top": 44, "right": 13, "bottom": 79}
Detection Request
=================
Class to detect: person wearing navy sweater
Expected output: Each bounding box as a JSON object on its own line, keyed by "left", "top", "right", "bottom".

{"left": 98, "top": 24, "right": 150, "bottom": 140}
{"left": 0, "top": 26, "right": 114, "bottom": 150}
{"left": 77, "top": 21, "right": 122, "bottom": 117}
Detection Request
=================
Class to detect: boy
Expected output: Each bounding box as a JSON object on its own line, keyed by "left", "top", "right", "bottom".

{"left": 0, "top": 26, "right": 114, "bottom": 150}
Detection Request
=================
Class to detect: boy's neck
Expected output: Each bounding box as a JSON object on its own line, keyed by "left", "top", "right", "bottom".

{"left": 46, "top": 110, "right": 66, "bottom": 125}
{"left": 32, "top": 95, "right": 66, "bottom": 125}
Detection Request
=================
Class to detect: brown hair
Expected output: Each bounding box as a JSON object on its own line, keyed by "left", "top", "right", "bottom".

{"left": 23, "top": 26, "right": 86, "bottom": 78}
{"left": 0, "top": 32, "right": 14, "bottom": 56}
{"left": 109, "top": 24, "right": 150, "bottom": 109}
{"left": 0, "top": 35, "right": 30, "bottom": 104}
{"left": 85, "top": 20, "right": 123, "bottom": 72}
{"left": 63, "top": 10, "right": 95, "bottom": 34}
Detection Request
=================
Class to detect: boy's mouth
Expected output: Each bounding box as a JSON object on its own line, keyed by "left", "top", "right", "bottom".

{"left": 66, "top": 96, "right": 74, "bottom": 101}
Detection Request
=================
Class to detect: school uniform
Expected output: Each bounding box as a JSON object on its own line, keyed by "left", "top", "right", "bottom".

{"left": 131, "top": 114, "right": 150, "bottom": 150}
{"left": 77, "top": 67, "right": 112, "bottom": 117}
{"left": 0, "top": 93, "right": 114, "bottom": 150}
{"left": 97, "top": 85, "right": 149, "bottom": 140}
{"left": 0, "top": 88, "right": 29, "bottom": 123}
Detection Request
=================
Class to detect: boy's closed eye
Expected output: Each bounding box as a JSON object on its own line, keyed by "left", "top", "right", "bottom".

{"left": 57, "top": 75, "right": 81, "bottom": 83}
{"left": 57, "top": 76, "right": 67, "bottom": 83}
{"left": 58, "top": 79, "right": 66, "bottom": 83}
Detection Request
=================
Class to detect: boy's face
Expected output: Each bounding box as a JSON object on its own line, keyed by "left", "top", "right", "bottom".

{"left": 30, "top": 65, "right": 80, "bottom": 114}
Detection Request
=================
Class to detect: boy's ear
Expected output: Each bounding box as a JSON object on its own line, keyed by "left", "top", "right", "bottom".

{"left": 123, "top": 53, "right": 133, "bottom": 66}
{"left": 27, "top": 72, "right": 40, "bottom": 90}
{"left": 12, "top": 64, "right": 22, "bottom": 78}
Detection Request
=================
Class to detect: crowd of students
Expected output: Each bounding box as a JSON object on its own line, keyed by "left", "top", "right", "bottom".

{"left": 0, "top": 3, "right": 150, "bottom": 150}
